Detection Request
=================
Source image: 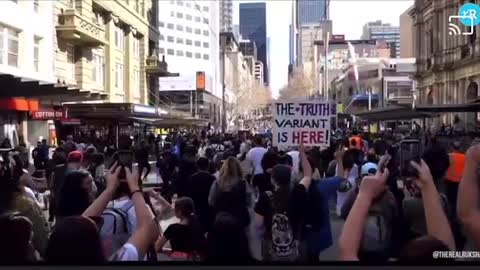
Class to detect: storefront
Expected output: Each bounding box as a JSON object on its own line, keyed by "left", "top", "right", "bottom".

{"left": 0, "top": 73, "right": 107, "bottom": 148}
{"left": 0, "top": 98, "right": 39, "bottom": 147}
{"left": 64, "top": 103, "right": 166, "bottom": 146}
{"left": 28, "top": 108, "right": 72, "bottom": 146}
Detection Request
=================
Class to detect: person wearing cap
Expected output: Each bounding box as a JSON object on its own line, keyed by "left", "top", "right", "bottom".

{"left": 65, "top": 150, "right": 97, "bottom": 199}
{"left": 67, "top": 151, "right": 83, "bottom": 171}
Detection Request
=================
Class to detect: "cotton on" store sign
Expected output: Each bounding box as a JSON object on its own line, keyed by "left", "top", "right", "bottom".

{"left": 31, "top": 109, "right": 67, "bottom": 120}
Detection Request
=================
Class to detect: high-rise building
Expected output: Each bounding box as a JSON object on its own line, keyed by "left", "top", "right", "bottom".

{"left": 220, "top": 0, "right": 233, "bottom": 32}
{"left": 296, "top": 0, "right": 330, "bottom": 26}
{"left": 299, "top": 21, "right": 332, "bottom": 66}
{"left": 400, "top": 6, "right": 415, "bottom": 58}
{"left": 361, "top": 20, "right": 400, "bottom": 58}
{"left": 232, "top": 24, "right": 242, "bottom": 41}
{"left": 254, "top": 61, "right": 264, "bottom": 83}
{"left": 157, "top": 0, "right": 220, "bottom": 97}
{"left": 239, "top": 2, "right": 268, "bottom": 85}
{"left": 239, "top": 40, "right": 257, "bottom": 60}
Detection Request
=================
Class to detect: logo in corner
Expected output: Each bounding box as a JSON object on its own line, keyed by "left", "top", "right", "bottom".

{"left": 449, "top": 3, "right": 480, "bottom": 36}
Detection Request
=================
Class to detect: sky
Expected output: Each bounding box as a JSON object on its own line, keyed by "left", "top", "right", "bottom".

{"left": 233, "top": 0, "right": 414, "bottom": 98}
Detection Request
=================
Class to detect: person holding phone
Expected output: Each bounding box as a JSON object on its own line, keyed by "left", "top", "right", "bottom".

{"left": 46, "top": 164, "right": 159, "bottom": 262}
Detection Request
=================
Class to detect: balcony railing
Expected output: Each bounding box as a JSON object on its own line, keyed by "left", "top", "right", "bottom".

{"left": 56, "top": 9, "right": 106, "bottom": 46}
{"left": 145, "top": 52, "right": 169, "bottom": 75}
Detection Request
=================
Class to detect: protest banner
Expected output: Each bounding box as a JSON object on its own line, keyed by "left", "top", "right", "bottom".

{"left": 272, "top": 100, "right": 336, "bottom": 147}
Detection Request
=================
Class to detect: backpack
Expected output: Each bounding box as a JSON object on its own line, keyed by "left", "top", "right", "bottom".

{"left": 360, "top": 190, "right": 397, "bottom": 260}
{"left": 100, "top": 200, "right": 135, "bottom": 260}
{"left": 265, "top": 191, "right": 300, "bottom": 262}
{"left": 205, "top": 147, "right": 216, "bottom": 161}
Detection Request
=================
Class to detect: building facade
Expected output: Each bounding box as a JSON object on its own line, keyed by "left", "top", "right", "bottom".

{"left": 239, "top": 2, "right": 268, "bottom": 85}
{"left": 361, "top": 20, "right": 400, "bottom": 58}
{"left": 331, "top": 58, "right": 415, "bottom": 115}
{"left": 296, "top": 0, "right": 329, "bottom": 25}
{"left": 299, "top": 21, "right": 332, "bottom": 66}
{"left": 413, "top": 0, "right": 480, "bottom": 131}
{"left": 0, "top": 0, "right": 56, "bottom": 145}
{"left": 254, "top": 61, "right": 264, "bottom": 83}
{"left": 0, "top": 0, "right": 55, "bottom": 83}
{"left": 53, "top": 0, "right": 171, "bottom": 144}
{"left": 157, "top": 0, "right": 220, "bottom": 98}
{"left": 220, "top": 0, "right": 233, "bottom": 32}
{"left": 239, "top": 40, "right": 257, "bottom": 60}
{"left": 400, "top": 6, "right": 415, "bottom": 58}
{"left": 54, "top": 0, "right": 158, "bottom": 105}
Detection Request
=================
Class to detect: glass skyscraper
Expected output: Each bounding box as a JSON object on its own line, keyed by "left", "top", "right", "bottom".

{"left": 297, "top": 0, "right": 329, "bottom": 25}
{"left": 239, "top": 2, "right": 268, "bottom": 85}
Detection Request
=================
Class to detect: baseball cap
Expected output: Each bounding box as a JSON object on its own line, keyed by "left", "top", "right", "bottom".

{"left": 271, "top": 164, "right": 291, "bottom": 186}
{"left": 361, "top": 162, "right": 378, "bottom": 177}
{"left": 67, "top": 151, "right": 83, "bottom": 163}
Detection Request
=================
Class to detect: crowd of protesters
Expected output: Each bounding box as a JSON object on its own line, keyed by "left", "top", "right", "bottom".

{"left": 2, "top": 126, "right": 480, "bottom": 263}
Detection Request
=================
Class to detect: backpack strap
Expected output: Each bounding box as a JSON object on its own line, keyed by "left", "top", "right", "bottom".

{"left": 108, "top": 207, "right": 130, "bottom": 233}
{"left": 119, "top": 200, "right": 134, "bottom": 212}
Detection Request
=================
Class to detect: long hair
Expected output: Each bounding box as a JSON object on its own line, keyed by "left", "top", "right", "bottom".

{"left": 218, "top": 157, "right": 244, "bottom": 191}
{"left": 57, "top": 170, "right": 92, "bottom": 218}
{"left": 47, "top": 216, "right": 105, "bottom": 263}
{"left": 173, "top": 197, "right": 203, "bottom": 251}
{"left": 0, "top": 212, "right": 34, "bottom": 263}
{"left": 271, "top": 165, "right": 292, "bottom": 212}
{"left": 0, "top": 154, "right": 23, "bottom": 213}
{"left": 206, "top": 212, "right": 252, "bottom": 263}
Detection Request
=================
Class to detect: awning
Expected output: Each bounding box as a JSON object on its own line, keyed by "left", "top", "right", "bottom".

{"left": 0, "top": 98, "right": 39, "bottom": 111}
{"left": 354, "top": 105, "right": 437, "bottom": 121}
{"left": 0, "top": 73, "right": 107, "bottom": 102}
{"left": 352, "top": 94, "right": 379, "bottom": 102}
{"left": 64, "top": 103, "right": 206, "bottom": 127}
{"left": 152, "top": 118, "right": 209, "bottom": 127}
{"left": 64, "top": 103, "right": 161, "bottom": 120}
{"left": 415, "top": 101, "right": 480, "bottom": 113}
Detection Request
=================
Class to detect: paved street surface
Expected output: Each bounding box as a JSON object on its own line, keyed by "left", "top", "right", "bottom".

{"left": 42, "top": 161, "right": 342, "bottom": 261}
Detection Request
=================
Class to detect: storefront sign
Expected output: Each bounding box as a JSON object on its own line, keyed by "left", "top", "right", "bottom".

{"left": 272, "top": 101, "right": 335, "bottom": 148}
{"left": 196, "top": 71, "right": 205, "bottom": 91}
{"left": 133, "top": 105, "right": 156, "bottom": 115}
{"left": 31, "top": 109, "right": 66, "bottom": 120}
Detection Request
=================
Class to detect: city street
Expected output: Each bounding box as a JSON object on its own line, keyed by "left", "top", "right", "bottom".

{"left": 40, "top": 160, "right": 343, "bottom": 261}
{"left": 7, "top": 0, "right": 480, "bottom": 264}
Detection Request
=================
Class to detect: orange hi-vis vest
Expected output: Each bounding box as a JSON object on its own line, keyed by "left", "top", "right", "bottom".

{"left": 349, "top": 136, "right": 363, "bottom": 151}
{"left": 446, "top": 152, "right": 466, "bottom": 183}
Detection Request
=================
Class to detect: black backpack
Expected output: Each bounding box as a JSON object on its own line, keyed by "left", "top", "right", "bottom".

{"left": 264, "top": 191, "right": 300, "bottom": 262}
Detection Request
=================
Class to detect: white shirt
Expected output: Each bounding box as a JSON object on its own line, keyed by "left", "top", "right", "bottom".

{"left": 246, "top": 146, "right": 267, "bottom": 175}
{"left": 115, "top": 243, "right": 140, "bottom": 261}
{"left": 336, "top": 164, "right": 359, "bottom": 216}
{"left": 23, "top": 187, "right": 37, "bottom": 202}
{"left": 108, "top": 197, "right": 138, "bottom": 232}
{"left": 240, "top": 142, "right": 250, "bottom": 155}
{"left": 287, "top": 150, "right": 300, "bottom": 175}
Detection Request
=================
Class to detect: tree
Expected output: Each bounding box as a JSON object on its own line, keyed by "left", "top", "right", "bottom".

{"left": 227, "top": 82, "right": 272, "bottom": 130}
{"left": 278, "top": 68, "right": 315, "bottom": 101}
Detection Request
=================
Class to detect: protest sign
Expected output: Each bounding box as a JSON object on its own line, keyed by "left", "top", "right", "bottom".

{"left": 272, "top": 100, "right": 336, "bottom": 147}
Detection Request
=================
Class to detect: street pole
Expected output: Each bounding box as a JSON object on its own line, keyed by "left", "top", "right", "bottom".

{"left": 190, "top": 90, "right": 193, "bottom": 116}
{"left": 195, "top": 90, "right": 198, "bottom": 118}
{"left": 221, "top": 48, "right": 226, "bottom": 133}
{"left": 368, "top": 90, "right": 372, "bottom": 111}
{"left": 325, "top": 31, "right": 330, "bottom": 100}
